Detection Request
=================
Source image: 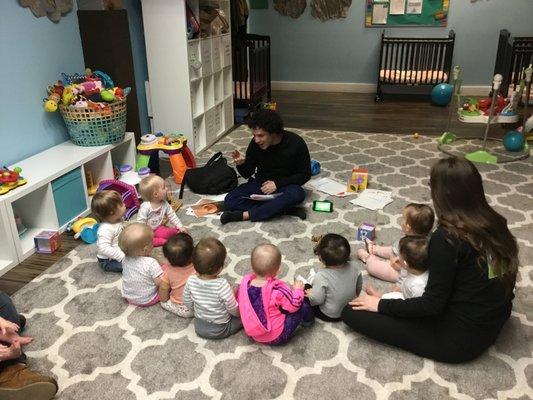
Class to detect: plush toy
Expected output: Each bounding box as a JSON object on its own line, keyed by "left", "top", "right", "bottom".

{"left": 43, "top": 92, "right": 61, "bottom": 112}
{"left": 100, "top": 89, "right": 115, "bottom": 102}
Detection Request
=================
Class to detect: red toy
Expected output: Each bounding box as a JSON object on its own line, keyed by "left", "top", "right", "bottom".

{"left": 0, "top": 167, "right": 27, "bottom": 195}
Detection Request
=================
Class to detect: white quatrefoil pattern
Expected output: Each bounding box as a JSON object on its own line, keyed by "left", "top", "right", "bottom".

{"left": 12, "top": 127, "right": 532, "bottom": 399}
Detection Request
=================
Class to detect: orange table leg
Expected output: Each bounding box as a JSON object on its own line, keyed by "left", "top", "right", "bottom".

{"left": 169, "top": 152, "right": 187, "bottom": 184}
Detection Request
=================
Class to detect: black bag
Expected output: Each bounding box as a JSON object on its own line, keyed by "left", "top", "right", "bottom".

{"left": 179, "top": 152, "right": 238, "bottom": 198}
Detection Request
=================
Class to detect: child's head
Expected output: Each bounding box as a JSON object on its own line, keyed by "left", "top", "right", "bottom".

{"left": 399, "top": 235, "right": 429, "bottom": 273}
{"left": 192, "top": 237, "right": 227, "bottom": 276}
{"left": 163, "top": 233, "right": 194, "bottom": 267}
{"left": 139, "top": 175, "right": 168, "bottom": 202}
{"left": 401, "top": 203, "right": 435, "bottom": 235}
{"left": 91, "top": 190, "right": 125, "bottom": 223}
{"left": 313, "top": 233, "right": 351, "bottom": 267}
{"left": 118, "top": 222, "right": 154, "bottom": 257}
{"left": 251, "top": 244, "right": 282, "bottom": 277}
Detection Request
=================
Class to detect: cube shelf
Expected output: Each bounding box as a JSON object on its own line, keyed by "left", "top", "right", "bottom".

{"left": 141, "top": 0, "right": 234, "bottom": 154}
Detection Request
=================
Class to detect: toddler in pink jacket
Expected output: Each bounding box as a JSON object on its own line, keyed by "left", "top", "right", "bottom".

{"left": 237, "top": 244, "right": 314, "bottom": 345}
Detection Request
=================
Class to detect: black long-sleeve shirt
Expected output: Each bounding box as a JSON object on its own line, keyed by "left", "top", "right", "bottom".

{"left": 378, "top": 226, "right": 514, "bottom": 328}
{"left": 237, "top": 130, "right": 312, "bottom": 188}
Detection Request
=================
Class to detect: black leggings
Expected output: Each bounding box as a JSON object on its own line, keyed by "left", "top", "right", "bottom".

{"left": 340, "top": 306, "right": 505, "bottom": 363}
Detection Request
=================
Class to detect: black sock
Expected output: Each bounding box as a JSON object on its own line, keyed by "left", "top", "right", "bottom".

{"left": 285, "top": 207, "right": 307, "bottom": 220}
{"left": 220, "top": 211, "right": 244, "bottom": 224}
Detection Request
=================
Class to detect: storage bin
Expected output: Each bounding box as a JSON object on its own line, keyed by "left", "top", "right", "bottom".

{"left": 52, "top": 168, "right": 87, "bottom": 227}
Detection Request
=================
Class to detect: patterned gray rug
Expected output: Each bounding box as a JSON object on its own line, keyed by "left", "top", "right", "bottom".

{"left": 12, "top": 127, "right": 532, "bottom": 399}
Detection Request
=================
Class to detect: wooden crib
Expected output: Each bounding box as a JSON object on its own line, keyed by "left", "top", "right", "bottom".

{"left": 375, "top": 30, "right": 455, "bottom": 101}
{"left": 493, "top": 29, "right": 533, "bottom": 100}
{"left": 233, "top": 34, "right": 271, "bottom": 110}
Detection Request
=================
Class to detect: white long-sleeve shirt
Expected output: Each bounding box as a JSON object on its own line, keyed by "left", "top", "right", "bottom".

{"left": 96, "top": 222, "right": 125, "bottom": 261}
{"left": 137, "top": 201, "right": 183, "bottom": 230}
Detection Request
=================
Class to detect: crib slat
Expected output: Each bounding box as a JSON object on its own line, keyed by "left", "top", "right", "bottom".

{"left": 385, "top": 39, "right": 391, "bottom": 83}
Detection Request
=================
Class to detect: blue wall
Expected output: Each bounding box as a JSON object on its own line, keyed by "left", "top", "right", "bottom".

{"left": 124, "top": 0, "right": 151, "bottom": 136}
{"left": 0, "top": 2, "right": 85, "bottom": 166}
{"left": 248, "top": 0, "right": 533, "bottom": 85}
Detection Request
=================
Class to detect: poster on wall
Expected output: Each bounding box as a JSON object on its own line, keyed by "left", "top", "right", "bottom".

{"left": 365, "top": 0, "right": 449, "bottom": 27}
{"left": 389, "top": 0, "right": 405, "bottom": 15}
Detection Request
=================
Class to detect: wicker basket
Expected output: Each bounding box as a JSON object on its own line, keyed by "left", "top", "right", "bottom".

{"left": 59, "top": 98, "right": 127, "bottom": 146}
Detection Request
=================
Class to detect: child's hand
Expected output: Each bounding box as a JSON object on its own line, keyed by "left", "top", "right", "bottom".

{"left": 293, "top": 280, "right": 304, "bottom": 290}
{"left": 365, "top": 238, "right": 375, "bottom": 255}
{"left": 0, "top": 340, "right": 21, "bottom": 361}
{"left": 305, "top": 288, "right": 312, "bottom": 297}
{"left": 390, "top": 256, "right": 402, "bottom": 271}
{"left": 179, "top": 227, "right": 189, "bottom": 234}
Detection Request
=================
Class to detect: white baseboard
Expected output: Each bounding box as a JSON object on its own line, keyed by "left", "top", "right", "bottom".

{"left": 272, "top": 81, "right": 491, "bottom": 96}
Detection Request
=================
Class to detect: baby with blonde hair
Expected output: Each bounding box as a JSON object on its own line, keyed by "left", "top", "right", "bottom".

{"left": 137, "top": 175, "right": 186, "bottom": 247}
{"left": 237, "top": 243, "right": 314, "bottom": 345}
{"left": 119, "top": 223, "right": 163, "bottom": 307}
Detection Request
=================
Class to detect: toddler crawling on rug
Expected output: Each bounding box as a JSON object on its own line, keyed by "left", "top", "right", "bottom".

{"left": 368, "top": 235, "right": 429, "bottom": 300}
{"left": 357, "top": 203, "right": 434, "bottom": 284}
{"left": 237, "top": 243, "right": 314, "bottom": 345}
{"left": 137, "top": 175, "right": 186, "bottom": 247}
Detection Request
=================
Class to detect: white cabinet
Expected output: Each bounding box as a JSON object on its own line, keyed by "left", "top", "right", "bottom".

{"left": 0, "top": 133, "right": 136, "bottom": 276}
{"left": 141, "top": 0, "right": 234, "bottom": 154}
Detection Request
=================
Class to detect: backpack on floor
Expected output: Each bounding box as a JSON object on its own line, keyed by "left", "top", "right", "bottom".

{"left": 178, "top": 152, "right": 238, "bottom": 198}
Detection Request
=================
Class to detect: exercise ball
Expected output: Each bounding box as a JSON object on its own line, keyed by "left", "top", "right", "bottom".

{"left": 431, "top": 83, "right": 453, "bottom": 106}
{"left": 503, "top": 130, "right": 525, "bottom": 152}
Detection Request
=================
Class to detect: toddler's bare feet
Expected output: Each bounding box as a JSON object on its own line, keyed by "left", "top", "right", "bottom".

{"left": 357, "top": 248, "right": 370, "bottom": 263}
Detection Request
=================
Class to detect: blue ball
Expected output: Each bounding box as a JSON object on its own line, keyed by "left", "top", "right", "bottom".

{"left": 310, "top": 159, "right": 321, "bottom": 176}
{"left": 502, "top": 131, "right": 525, "bottom": 152}
{"left": 431, "top": 83, "right": 453, "bottom": 106}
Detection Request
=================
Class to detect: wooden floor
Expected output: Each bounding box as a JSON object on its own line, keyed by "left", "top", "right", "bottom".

{"left": 0, "top": 91, "right": 526, "bottom": 295}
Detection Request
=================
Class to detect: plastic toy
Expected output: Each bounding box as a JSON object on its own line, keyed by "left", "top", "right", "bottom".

{"left": 310, "top": 159, "right": 321, "bottom": 176}
{"left": 357, "top": 222, "right": 376, "bottom": 241}
{"left": 431, "top": 83, "right": 453, "bottom": 106}
{"left": 34, "top": 230, "right": 61, "bottom": 254}
{"left": 118, "top": 164, "right": 148, "bottom": 186}
{"left": 68, "top": 217, "right": 100, "bottom": 244}
{"left": 97, "top": 179, "right": 140, "bottom": 220}
{"left": 503, "top": 131, "right": 526, "bottom": 152}
{"left": 347, "top": 168, "right": 368, "bottom": 193}
{"left": 136, "top": 133, "right": 197, "bottom": 184}
{"left": 0, "top": 167, "right": 27, "bottom": 195}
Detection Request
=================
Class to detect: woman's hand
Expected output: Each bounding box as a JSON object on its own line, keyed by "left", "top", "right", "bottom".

{"left": 231, "top": 150, "right": 245, "bottom": 166}
{"left": 348, "top": 287, "right": 381, "bottom": 312}
{"left": 261, "top": 181, "right": 277, "bottom": 195}
{"left": 0, "top": 317, "right": 19, "bottom": 335}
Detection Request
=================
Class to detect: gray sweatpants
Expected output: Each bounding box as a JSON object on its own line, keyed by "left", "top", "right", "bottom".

{"left": 194, "top": 315, "right": 243, "bottom": 339}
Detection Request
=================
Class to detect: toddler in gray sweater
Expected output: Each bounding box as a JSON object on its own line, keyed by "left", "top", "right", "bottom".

{"left": 306, "top": 234, "right": 360, "bottom": 321}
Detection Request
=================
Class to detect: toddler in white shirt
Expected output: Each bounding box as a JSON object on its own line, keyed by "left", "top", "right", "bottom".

{"left": 91, "top": 190, "right": 126, "bottom": 273}
{"left": 137, "top": 175, "right": 186, "bottom": 247}
{"left": 370, "top": 235, "right": 429, "bottom": 300}
{"left": 118, "top": 222, "right": 164, "bottom": 307}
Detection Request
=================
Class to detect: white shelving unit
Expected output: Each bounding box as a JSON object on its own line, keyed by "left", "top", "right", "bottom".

{"left": 141, "top": 0, "right": 234, "bottom": 154}
{"left": 0, "top": 133, "right": 136, "bottom": 276}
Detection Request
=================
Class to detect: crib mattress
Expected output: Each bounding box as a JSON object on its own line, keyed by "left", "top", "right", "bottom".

{"left": 379, "top": 69, "right": 448, "bottom": 84}
{"left": 234, "top": 81, "right": 251, "bottom": 100}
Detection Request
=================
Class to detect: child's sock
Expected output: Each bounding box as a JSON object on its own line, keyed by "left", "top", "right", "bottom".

{"left": 220, "top": 211, "right": 243, "bottom": 224}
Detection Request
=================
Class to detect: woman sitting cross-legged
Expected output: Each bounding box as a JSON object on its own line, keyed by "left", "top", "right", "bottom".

{"left": 341, "top": 157, "right": 519, "bottom": 363}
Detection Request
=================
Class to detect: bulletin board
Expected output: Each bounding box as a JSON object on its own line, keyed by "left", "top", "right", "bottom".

{"left": 365, "top": 0, "right": 449, "bottom": 27}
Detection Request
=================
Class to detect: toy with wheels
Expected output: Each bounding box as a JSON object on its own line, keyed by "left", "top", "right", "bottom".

{"left": 97, "top": 180, "right": 140, "bottom": 220}
{"left": 136, "top": 133, "right": 196, "bottom": 184}
{"left": 431, "top": 83, "right": 453, "bottom": 106}
{"left": 68, "top": 217, "right": 100, "bottom": 244}
{"left": 0, "top": 167, "right": 27, "bottom": 195}
{"left": 503, "top": 131, "right": 526, "bottom": 152}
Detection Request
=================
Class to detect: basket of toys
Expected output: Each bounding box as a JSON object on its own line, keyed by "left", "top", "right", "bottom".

{"left": 44, "top": 69, "right": 130, "bottom": 146}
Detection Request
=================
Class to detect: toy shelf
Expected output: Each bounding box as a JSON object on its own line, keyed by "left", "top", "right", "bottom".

{"left": 141, "top": 0, "right": 234, "bottom": 155}
{"left": 0, "top": 132, "right": 136, "bottom": 276}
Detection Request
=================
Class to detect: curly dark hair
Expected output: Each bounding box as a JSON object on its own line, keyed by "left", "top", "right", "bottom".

{"left": 247, "top": 109, "right": 284, "bottom": 135}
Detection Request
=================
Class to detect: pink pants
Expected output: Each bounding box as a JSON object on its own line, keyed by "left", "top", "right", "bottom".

{"left": 365, "top": 245, "right": 399, "bottom": 283}
{"left": 128, "top": 292, "right": 161, "bottom": 307}
{"left": 153, "top": 225, "right": 179, "bottom": 247}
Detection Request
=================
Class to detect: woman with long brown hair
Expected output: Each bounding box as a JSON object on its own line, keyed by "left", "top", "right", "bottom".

{"left": 341, "top": 157, "right": 518, "bottom": 363}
